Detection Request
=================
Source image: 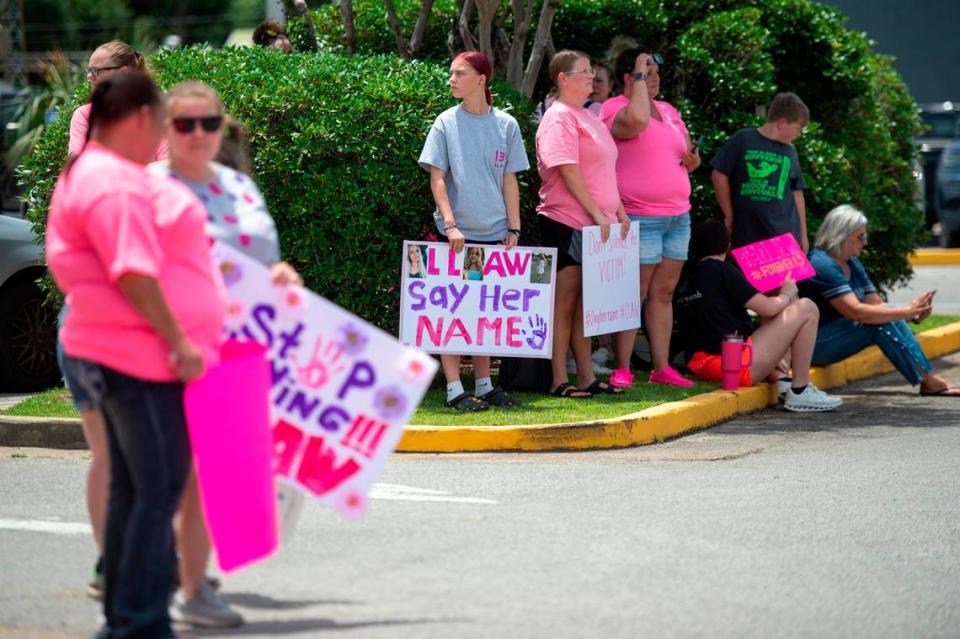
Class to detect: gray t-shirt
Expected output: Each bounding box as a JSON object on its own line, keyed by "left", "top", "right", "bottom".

{"left": 149, "top": 161, "right": 280, "bottom": 266}
{"left": 418, "top": 105, "right": 530, "bottom": 242}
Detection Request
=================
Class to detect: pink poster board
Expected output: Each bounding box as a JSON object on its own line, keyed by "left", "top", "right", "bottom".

{"left": 184, "top": 340, "right": 278, "bottom": 573}
{"left": 730, "top": 233, "right": 815, "bottom": 292}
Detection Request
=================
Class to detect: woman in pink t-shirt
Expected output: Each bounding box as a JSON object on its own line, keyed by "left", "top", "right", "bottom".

{"left": 47, "top": 72, "right": 226, "bottom": 639}
{"left": 599, "top": 47, "right": 701, "bottom": 389}
{"left": 536, "top": 50, "right": 631, "bottom": 399}
{"left": 68, "top": 40, "right": 167, "bottom": 159}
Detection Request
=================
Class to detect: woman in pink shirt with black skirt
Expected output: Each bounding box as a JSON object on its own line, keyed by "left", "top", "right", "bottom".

{"left": 47, "top": 72, "right": 226, "bottom": 639}
{"left": 537, "top": 50, "right": 631, "bottom": 399}
{"left": 600, "top": 47, "right": 700, "bottom": 388}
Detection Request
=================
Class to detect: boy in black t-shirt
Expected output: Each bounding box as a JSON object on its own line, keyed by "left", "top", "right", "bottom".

{"left": 674, "top": 220, "right": 842, "bottom": 412}
{"left": 710, "top": 93, "right": 810, "bottom": 251}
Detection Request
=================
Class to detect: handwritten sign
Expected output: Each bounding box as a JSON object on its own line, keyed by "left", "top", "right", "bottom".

{"left": 730, "top": 233, "right": 815, "bottom": 292}
{"left": 581, "top": 223, "right": 642, "bottom": 337}
{"left": 212, "top": 242, "right": 438, "bottom": 519}
{"left": 399, "top": 242, "right": 557, "bottom": 358}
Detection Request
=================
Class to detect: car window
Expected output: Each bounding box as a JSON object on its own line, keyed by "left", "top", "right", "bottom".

{"left": 920, "top": 113, "right": 960, "bottom": 138}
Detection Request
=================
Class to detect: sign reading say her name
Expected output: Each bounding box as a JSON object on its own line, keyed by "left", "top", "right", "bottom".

{"left": 399, "top": 241, "right": 557, "bottom": 358}
{"left": 730, "top": 232, "right": 815, "bottom": 293}
{"left": 213, "top": 242, "right": 438, "bottom": 519}
{"left": 581, "top": 222, "right": 642, "bottom": 337}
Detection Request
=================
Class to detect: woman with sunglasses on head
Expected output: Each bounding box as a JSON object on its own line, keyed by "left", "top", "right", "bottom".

{"left": 69, "top": 41, "right": 166, "bottom": 159}
{"left": 599, "top": 47, "right": 699, "bottom": 390}
{"left": 149, "top": 81, "right": 301, "bottom": 629}
{"left": 47, "top": 71, "right": 226, "bottom": 639}
{"left": 418, "top": 51, "right": 529, "bottom": 412}
{"left": 536, "top": 50, "right": 631, "bottom": 399}
{"left": 798, "top": 204, "right": 960, "bottom": 396}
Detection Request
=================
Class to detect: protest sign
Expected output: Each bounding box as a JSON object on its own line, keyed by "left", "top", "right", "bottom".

{"left": 212, "top": 242, "right": 438, "bottom": 520}
{"left": 730, "top": 233, "right": 816, "bottom": 292}
{"left": 399, "top": 242, "right": 557, "bottom": 358}
{"left": 581, "top": 223, "right": 642, "bottom": 337}
{"left": 184, "top": 340, "right": 277, "bottom": 572}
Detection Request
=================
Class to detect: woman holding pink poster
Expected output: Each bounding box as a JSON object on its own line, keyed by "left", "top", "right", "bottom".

{"left": 47, "top": 72, "right": 227, "bottom": 639}
{"left": 599, "top": 46, "right": 698, "bottom": 389}
{"left": 536, "top": 50, "right": 631, "bottom": 399}
{"left": 418, "top": 51, "right": 530, "bottom": 411}
{"left": 149, "top": 81, "right": 302, "bottom": 628}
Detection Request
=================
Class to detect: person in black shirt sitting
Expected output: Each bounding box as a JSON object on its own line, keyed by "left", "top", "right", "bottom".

{"left": 674, "top": 219, "right": 842, "bottom": 412}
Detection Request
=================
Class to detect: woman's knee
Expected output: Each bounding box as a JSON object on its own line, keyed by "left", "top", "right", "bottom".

{"left": 793, "top": 297, "right": 819, "bottom": 320}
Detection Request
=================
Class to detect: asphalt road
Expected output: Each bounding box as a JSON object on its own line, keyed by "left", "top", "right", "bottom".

{"left": 889, "top": 265, "right": 957, "bottom": 313}
{"left": 2, "top": 355, "right": 960, "bottom": 639}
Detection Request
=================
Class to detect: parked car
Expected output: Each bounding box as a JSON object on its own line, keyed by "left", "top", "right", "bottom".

{"left": 0, "top": 213, "right": 60, "bottom": 390}
{"left": 918, "top": 101, "right": 960, "bottom": 229}
{"left": 937, "top": 142, "right": 960, "bottom": 247}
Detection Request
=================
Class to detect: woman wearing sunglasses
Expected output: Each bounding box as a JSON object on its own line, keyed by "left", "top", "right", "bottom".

{"left": 69, "top": 41, "right": 166, "bottom": 159}
{"left": 148, "top": 80, "right": 301, "bottom": 629}
{"left": 599, "top": 47, "right": 699, "bottom": 389}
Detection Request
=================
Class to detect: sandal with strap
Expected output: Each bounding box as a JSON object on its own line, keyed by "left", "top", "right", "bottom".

{"left": 549, "top": 382, "right": 593, "bottom": 399}
{"left": 580, "top": 379, "right": 624, "bottom": 395}
{"left": 445, "top": 392, "right": 490, "bottom": 412}
{"left": 478, "top": 386, "right": 522, "bottom": 407}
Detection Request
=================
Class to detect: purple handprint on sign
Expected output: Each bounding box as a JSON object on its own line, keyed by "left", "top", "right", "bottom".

{"left": 522, "top": 314, "right": 548, "bottom": 351}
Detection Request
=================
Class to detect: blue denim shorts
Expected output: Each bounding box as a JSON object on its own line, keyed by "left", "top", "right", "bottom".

{"left": 630, "top": 212, "right": 691, "bottom": 265}
{"left": 56, "top": 306, "right": 97, "bottom": 412}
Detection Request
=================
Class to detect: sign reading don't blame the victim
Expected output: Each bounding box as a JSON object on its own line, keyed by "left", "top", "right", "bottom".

{"left": 212, "top": 242, "right": 438, "bottom": 520}
{"left": 581, "top": 222, "right": 642, "bottom": 338}
{"left": 399, "top": 241, "right": 557, "bottom": 358}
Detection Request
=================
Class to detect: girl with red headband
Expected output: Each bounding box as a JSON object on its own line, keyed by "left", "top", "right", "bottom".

{"left": 418, "top": 51, "right": 530, "bottom": 411}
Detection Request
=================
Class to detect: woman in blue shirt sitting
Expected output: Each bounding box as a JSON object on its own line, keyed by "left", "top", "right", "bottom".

{"left": 800, "top": 204, "right": 959, "bottom": 395}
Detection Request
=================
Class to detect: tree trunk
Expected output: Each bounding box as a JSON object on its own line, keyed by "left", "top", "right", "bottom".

{"left": 341, "top": 0, "right": 356, "bottom": 54}
{"left": 408, "top": 0, "right": 436, "bottom": 57}
{"left": 475, "top": 0, "right": 499, "bottom": 67}
{"left": 457, "top": 0, "right": 477, "bottom": 52}
{"left": 505, "top": 0, "right": 534, "bottom": 90}
{"left": 383, "top": 0, "right": 408, "bottom": 58}
{"left": 521, "top": 0, "right": 560, "bottom": 97}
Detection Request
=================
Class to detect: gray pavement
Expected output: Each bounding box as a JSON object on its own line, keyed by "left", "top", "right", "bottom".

{"left": 2, "top": 355, "right": 960, "bottom": 639}
{"left": 889, "top": 265, "right": 957, "bottom": 313}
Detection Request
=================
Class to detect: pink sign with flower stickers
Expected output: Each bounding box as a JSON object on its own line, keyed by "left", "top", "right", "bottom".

{"left": 212, "top": 242, "right": 438, "bottom": 519}
{"left": 730, "top": 233, "right": 816, "bottom": 293}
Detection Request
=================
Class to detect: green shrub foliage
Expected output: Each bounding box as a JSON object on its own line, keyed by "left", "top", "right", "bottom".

{"left": 304, "top": 0, "right": 925, "bottom": 290}
{"left": 18, "top": 47, "right": 538, "bottom": 332}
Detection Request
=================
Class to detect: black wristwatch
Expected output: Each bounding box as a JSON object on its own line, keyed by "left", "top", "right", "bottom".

{"left": 507, "top": 228, "right": 521, "bottom": 238}
{"left": 633, "top": 71, "right": 646, "bottom": 81}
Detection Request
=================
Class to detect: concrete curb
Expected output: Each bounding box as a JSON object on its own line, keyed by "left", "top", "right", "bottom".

{"left": 4, "top": 322, "right": 960, "bottom": 453}
{"left": 908, "top": 249, "right": 960, "bottom": 266}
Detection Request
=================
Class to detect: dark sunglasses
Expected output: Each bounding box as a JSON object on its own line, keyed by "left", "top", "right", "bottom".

{"left": 171, "top": 116, "right": 223, "bottom": 134}
{"left": 648, "top": 53, "right": 665, "bottom": 66}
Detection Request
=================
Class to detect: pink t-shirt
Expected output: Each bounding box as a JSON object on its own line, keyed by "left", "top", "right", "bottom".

{"left": 47, "top": 142, "right": 226, "bottom": 382}
{"left": 68, "top": 103, "right": 168, "bottom": 159}
{"left": 536, "top": 100, "right": 620, "bottom": 230}
{"left": 599, "top": 96, "right": 691, "bottom": 217}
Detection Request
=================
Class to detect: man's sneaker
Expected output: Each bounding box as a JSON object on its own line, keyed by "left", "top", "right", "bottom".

{"left": 86, "top": 558, "right": 104, "bottom": 600}
{"left": 775, "top": 377, "right": 792, "bottom": 404}
{"left": 170, "top": 582, "right": 243, "bottom": 628}
{"left": 784, "top": 384, "right": 843, "bottom": 412}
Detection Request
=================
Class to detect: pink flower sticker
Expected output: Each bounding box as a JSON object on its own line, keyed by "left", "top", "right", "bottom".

{"left": 239, "top": 234, "right": 251, "bottom": 247}
{"left": 285, "top": 290, "right": 301, "bottom": 308}
{"left": 243, "top": 193, "right": 255, "bottom": 204}
{"left": 222, "top": 214, "right": 238, "bottom": 225}
{"left": 227, "top": 301, "right": 244, "bottom": 317}
{"left": 209, "top": 181, "right": 223, "bottom": 196}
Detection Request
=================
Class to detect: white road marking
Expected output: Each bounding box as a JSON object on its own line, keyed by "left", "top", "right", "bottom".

{"left": 369, "top": 483, "right": 498, "bottom": 504}
{"left": 0, "top": 518, "right": 92, "bottom": 535}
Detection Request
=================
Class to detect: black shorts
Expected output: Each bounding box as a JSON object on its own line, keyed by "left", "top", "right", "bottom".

{"left": 538, "top": 215, "right": 583, "bottom": 271}
{"left": 435, "top": 233, "right": 502, "bottom": 247}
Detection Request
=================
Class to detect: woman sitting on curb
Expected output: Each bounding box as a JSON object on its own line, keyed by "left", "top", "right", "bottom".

{"left": 674, "top": 219, "right": 843, "bottom": 412}
{"left": 799, "top": 204, "right": 960, "bottom": 396}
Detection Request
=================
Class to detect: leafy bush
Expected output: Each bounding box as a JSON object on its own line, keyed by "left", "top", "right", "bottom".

{"left": 303, "top": 0, "right": 924, "bottom": 290}
{"left": 18, "top": 47, "right": 539, "bottom": 332}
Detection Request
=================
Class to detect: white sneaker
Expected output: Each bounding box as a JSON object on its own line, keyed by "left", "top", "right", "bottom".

{"left": 591, "top": 347, "right": 611, "bottom": 366}
{"left": 775, "top": 377, "right": 792, "bottom": 404}
{"left": 170, "top": 582, "right": 243, "bottom": 628}
{"left": 784, "top": 384, "right": 843, "bottom": 412}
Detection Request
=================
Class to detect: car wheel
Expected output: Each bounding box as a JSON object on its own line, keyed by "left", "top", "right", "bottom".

{"left": 0, "top": 279, "right": 61, "bottom": 391}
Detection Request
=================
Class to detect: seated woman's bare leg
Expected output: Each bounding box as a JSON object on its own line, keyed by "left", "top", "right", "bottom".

{"left": 749, "top": 298, "right": 819, "bottom": 386}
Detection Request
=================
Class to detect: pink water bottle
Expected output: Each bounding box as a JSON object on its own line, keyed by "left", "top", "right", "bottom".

{"left": 721, "top": 333, "right": 752, "bottom": 390}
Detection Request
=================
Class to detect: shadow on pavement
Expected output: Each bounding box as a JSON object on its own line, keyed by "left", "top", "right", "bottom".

{"left": 192, "top": 616, "right": 465, "bottom": 636}
{"left": 222, "top": 592, "right": 355, "bottom": 610}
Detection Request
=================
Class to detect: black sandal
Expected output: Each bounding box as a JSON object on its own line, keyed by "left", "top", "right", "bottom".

{"left": 580, "top": 379, "right": 624, "bottom": 395}
{"left": 478, "top": 386, "right": 522, "bottom": 407}
{"left": 445, "top": 392, "right": 490, "bottom": 411}
{"left": 549, "top": 382, "right": 592, "bottom": 399}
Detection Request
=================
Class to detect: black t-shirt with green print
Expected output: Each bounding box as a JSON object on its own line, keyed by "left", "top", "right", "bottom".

{"left": 710, "top": 128, "right": 806, "bottom": 249}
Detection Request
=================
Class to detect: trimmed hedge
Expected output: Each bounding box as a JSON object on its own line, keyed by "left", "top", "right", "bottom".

{"left": 304, "top": 0, "right": 925, "bottom": 291}
{"left": 18, "top": 47, "right": 539, "bottom": 333}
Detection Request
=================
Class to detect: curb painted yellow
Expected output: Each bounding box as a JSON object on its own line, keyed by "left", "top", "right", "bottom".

{"left": 396, "top": 321, "right": 960, "bottom": 453}
{"left": 908, "top": 249, "right": 960, "bottom": 266}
